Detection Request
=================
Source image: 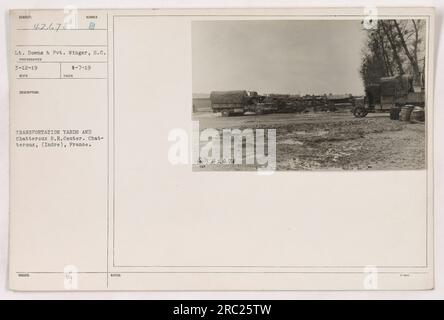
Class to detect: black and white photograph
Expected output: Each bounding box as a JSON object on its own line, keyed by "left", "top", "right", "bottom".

{"left": 192, "top": 19, "right": 427, "bottom": 171}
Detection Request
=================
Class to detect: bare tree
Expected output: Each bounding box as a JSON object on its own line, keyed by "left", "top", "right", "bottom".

{"left": 376, "top": 24, "right": 393, "bottom": 76}
{"left": 360, "top": 19, "right": 425, "bottom": 88}
{"left": 392, "top": 20, "right": 421, "bottom": 82}
{"left": 380, "top": 21, "right": 405, "bottom": 75}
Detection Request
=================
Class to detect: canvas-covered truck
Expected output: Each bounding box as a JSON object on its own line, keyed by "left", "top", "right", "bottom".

{"left": 209, "top": 90, "right": 269, "bottom": 116}
{"left": 210, "top": 90, "right": 249, "bottom": 116}
{"left": 352, "top": 75, "right": 425, "bottom": 119}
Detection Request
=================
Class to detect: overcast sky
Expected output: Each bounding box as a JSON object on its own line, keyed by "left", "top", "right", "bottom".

{"left": 192, "top": 20, "right": 366, "bottom": 95}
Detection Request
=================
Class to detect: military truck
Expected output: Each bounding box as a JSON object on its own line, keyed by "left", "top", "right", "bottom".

{"left": 209, "top": 90, "right": 271, "bottom": 116}
{"left": 352, "top": 75, "right": 425, "bottom": 119}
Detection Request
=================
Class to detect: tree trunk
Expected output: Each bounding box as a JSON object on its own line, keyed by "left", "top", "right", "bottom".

{"left": 381, "top": 21, "right": 405, "bottom": 75}
{"left": 376, "top": 27, "right": 393, "bottom": 76}
{"left": 392, "top": 20, "right": 421, "bottom": 80}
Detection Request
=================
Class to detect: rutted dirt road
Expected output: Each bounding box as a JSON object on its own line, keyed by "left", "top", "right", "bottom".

{"left": 192, "top": 111, "right": 425, "bottom": 171}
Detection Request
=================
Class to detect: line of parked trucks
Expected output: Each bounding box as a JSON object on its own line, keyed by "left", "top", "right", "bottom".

{"left": 209, "top": 75, "right": 425, "bottom": 120}
{"left": 209, "top": 91, "right": 354, "bottom": 116}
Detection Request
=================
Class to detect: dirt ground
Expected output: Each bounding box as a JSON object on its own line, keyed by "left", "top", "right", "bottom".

{"left": 192, "top": 110, "right": 426, "bottom": 171}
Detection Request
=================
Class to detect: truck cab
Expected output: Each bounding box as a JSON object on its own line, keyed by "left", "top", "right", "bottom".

{"left": 353, "top": 75, "right": 424, "bottom": 118}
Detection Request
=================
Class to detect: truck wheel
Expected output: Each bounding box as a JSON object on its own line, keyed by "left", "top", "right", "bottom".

{"left": 221, "top": 110, "right": 231, "bottom": 117}
{"left": 353, "top": 107, "right": 367, "bottom": 118}
{"left": 390, "top": 107, "right": 401, "bottom": 120}
{"left": 389, "top": 109, "right": 395, "bottom": 120}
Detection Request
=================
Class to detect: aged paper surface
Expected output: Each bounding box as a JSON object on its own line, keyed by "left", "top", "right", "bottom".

{"left": 9, "top": 8, "right": 434, "bottom": 290}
